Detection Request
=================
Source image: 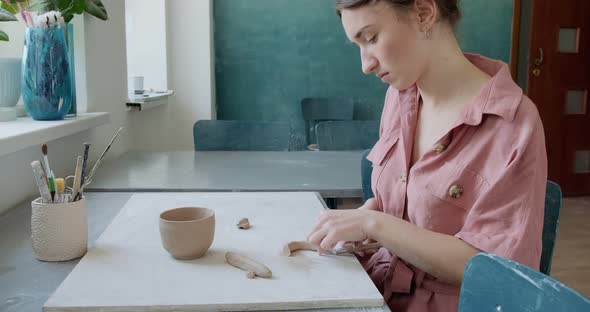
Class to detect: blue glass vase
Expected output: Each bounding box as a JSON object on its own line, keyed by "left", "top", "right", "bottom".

{"left": 22, "top": 27, "right": 72, "bottom": 120}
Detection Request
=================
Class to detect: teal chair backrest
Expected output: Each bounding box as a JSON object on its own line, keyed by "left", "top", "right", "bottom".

{"left": 315, "top": 121, "right": 379, "bottom": 151}
{"left": 361, "top": 149, "right": 374, "bottom": 202}
{"left": 459, "top": 253, "right": 590, "bottom": 311}
{"left": 360, "top": 153, "right": 562, "bottom": 275}
{"left": 193, "top": 120, "right": 290, "bottom": 151}
{"left": 541, "top": 181, "right": 562, "bottom": 275}
{"left": 301, "top": 98, "right": 354, "bottom": 145}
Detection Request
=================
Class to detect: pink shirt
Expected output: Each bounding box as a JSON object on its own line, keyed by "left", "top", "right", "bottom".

{"left": 362, "top": 54, "right": 548, "bottom": 311}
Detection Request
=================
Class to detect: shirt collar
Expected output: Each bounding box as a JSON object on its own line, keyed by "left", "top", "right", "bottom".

{"left": 399, "top": 53, "right": 523, "bottom": 126}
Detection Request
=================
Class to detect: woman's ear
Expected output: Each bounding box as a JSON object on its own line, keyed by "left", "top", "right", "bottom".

{"left": 414, "top": 0, "right": 437, "bottom": 33}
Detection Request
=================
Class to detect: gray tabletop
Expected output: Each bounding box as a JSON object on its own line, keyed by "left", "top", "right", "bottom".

{"left": 0, "top": 193, "right": 389, "bottom": 312}
{"left": 85, "top": 151, "right": 364, "bottom": 198}
{"left": 0, "top": 193, "right": 133, "bottom": 312}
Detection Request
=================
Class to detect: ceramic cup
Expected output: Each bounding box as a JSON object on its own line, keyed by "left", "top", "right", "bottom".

{"left": 128, "top": 76, "right": 144, "bottom": 98}
{"left": 159, "top": 207, "right": 215, "bottom": 260}
{"left": 31, "top": 197, "right": 88, "bottom": 262}
{"left": 0, "top": 57, "right": 22, "bottom": 108}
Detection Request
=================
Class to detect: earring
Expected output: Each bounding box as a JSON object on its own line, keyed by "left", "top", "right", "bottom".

{"left": 423, "top": 30, "right": 431, "bottom": 39}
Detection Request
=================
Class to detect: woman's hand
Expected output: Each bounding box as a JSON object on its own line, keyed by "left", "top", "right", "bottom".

{"left": 345, "top": 198, "right": 380, "bottom": 256}
{"left": 358, "top": 198, "right": 379, "bottom": 211}
{"left": 306, "top": 208, "right": 380, "bottom": 252}
{"left": 347, "top": 238, "right": 379, "bottom": 257}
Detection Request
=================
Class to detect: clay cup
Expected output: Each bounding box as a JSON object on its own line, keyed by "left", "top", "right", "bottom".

{"left": 159, "top": 207, "right": 215, "bottom": 260}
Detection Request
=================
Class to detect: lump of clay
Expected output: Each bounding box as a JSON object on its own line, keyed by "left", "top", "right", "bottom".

{"left": 225, "top": 251, "right": 272, "bottom": 279}
{"left": 237, "top": 217, "right": 250, "bottom": 230}
{"left": 282, "top": 241, "right": 319, "bottom": 257}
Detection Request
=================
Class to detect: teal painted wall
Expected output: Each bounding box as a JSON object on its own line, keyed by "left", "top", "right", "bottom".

{"left": 214, "top": 0, "right": 514, "bottom": 149}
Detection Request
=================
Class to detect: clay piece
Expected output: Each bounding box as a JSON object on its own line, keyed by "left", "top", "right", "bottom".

{"left": 282, "top": 241, "right": 319, "bottom": 257}
{"left": 236, "top": 217, "right": 251, "bottom": 230}
{"left": 159, "top": 207, "right": 215, "bottom": 260}
{"left": 225, "top": 251, "right": 272, "bottom": 279}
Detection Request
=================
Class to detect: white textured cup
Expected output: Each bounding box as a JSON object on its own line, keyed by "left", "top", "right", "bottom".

{"left": 31, "top": 197, "right": 88, "bottom": 262}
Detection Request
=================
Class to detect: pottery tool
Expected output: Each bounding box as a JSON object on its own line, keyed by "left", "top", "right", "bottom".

{"left": 72, "top": 156, "right": 83, "bottom": 201}
{"left": 41, "top": 144, "right": 56, "bottom": 202}
{"left": 282, "top": 241, "right": 382, "bottom": 256}
{"left": 31, "top": 160, "right": 52, "bottom": 203}
{"left": 329, "top": 242, "right": 382, "bottom": 255}
{"left": 82, "top": 127, "right": 124, "bottom": 192}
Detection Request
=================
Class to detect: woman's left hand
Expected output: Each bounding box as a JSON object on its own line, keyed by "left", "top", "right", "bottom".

{"left": 306, "top": 209, "right": 379, "bottom": 251}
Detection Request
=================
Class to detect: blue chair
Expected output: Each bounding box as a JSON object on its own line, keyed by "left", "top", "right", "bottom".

{"left": 193, "top": 120, "right": 290, "bottom": 151}
{"left": 361, "top": 149, "right": 374, "bottom": 202}
{"left": 459, "top": 253, "right": 590, "bottom": 311}
{"left": 301, "top": 98, "right": 354, "bottom": 147}
{"left": 541, "top": 181, "right": 562, "bottom": 275}
{"left": 315, "top": 120, "right": 379, "bottom": 151}
{"left": 360, "top": 153, "right": 562, "bottom": 275}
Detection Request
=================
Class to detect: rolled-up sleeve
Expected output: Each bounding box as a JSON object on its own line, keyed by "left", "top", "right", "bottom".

{"left": 455, "top": 120, "right": 548, "bottom": 269}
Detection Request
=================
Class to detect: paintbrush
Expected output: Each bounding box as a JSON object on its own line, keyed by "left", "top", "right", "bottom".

{"left": 41, "top": 144, "right": 56, "bottom": 202}
{"left": 80, "top": 127, "right": 124, "bottom": 193}
{"left": 74, "top": 143, "right": 91, "bottom": 201}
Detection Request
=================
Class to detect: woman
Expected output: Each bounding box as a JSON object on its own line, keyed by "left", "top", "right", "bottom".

{"left": 307, "top": 0, "right": 548, "bottom": 311}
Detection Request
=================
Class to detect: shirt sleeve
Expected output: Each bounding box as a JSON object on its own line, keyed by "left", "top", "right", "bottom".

{"left": 455, "top": 120, "right": 548, "bottom": 269}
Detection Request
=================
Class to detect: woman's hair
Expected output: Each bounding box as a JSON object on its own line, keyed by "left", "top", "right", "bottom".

{"left": 336, "top": 0, "right": 461, "bottom": 27}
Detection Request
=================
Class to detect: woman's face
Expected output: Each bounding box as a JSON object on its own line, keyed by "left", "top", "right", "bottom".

{"left": 341, "top": 1, "right": 428, "bottom": 90}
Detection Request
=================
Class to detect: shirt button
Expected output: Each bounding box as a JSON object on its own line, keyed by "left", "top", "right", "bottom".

{"left": 448, "top": 184, "right": 463, "bottom": 198}
{"left": 400, "top": 173, "right": 407, "bottom": 183}
{"left": 434, "top": 144, "right": 447, "bottom": 154}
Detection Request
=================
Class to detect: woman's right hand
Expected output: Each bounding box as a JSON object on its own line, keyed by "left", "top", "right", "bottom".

{"left": 358, "top": 198, "right": 378, "bottom": 210}
{"left": 354, "top": 198, "right": 380, "bottom": 256}
{"left": 345, "top": 238, "right": 379, "bottom": 257}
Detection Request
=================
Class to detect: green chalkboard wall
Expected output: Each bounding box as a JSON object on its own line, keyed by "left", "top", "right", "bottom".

{"left": 214, "top": 0, "right": 514, "bottom": 149}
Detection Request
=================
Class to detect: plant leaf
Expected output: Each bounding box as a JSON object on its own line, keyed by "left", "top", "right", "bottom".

{"left": 60, "top": 0, "right": 85, "bottom": 16}
{"left": 1, "top": 3, "right": 17, "bottom": 15}
{"left": 27, "top": 0, "right": 58, "bottom": 13}
{"left": 63, "top": 13, "right": 74, "bottom": 23}
{"left": 1, "top": 0, "right": 27, "bottom": 15}
{"left": 28, "top": 0, "right": 84, "bottom": 15}
{"left": 85, "top": 0, "right": 107, "bottom": 20}
{"left": 0, "top": 30, "right": 8, "bottom": 41}
{"left": 0, "top": 7, "right": 17, "bottom": 21}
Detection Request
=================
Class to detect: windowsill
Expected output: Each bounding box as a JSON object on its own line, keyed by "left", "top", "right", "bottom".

{"left": 0, "top": 112, "right": 110, "bottom": 157}
{"left": 126, "top": 90, "right": 174, "bottom": 112}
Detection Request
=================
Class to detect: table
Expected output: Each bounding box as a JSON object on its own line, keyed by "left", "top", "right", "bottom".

{"left": 84, "top": 151, "right": 364, "bottom": 198}
{"left": 0, "top": 193, "right": 389, "bottom": 312}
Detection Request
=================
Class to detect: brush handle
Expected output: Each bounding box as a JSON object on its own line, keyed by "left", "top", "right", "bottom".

{"left": 31, "top": 160, "right": 52, "bottom": 203}
{"left": 72, "top": 156, "right": 83, "bottom": 201}
{"left": 80, "top": 143, "right": 90, "bottom": 188}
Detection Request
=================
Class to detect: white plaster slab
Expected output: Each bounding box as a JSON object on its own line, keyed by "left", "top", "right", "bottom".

{"left": 44, "top": 192, "right": 384, "bottom": 311}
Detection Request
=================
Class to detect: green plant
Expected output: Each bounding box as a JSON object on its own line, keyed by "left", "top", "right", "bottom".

{"left": 0, "top": 0, "right": 108, "bottom": 42}
{"left": 0, "top": 6, "right": 17, "bottom": 41}
{"left": 28, "top": 0, "right": 108, "bottom": 23}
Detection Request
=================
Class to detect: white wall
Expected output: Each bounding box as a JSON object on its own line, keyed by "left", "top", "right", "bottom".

{"left": 126, "top": 0, "right": 215, "bottom": 151}
{"left": 82, "top": 0, "right": 130, "bottom": 155}
{"left": 125, "top": 0, "right": 168, "bottom": 91}
{"left": 0, "top": 21, "right": 25, "bottom": 58}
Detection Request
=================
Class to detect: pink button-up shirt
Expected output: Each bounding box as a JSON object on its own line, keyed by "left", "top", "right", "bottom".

{"left": 363, "top": 54, "right": 548, "bottom": 311}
